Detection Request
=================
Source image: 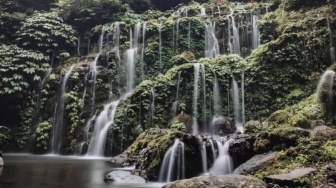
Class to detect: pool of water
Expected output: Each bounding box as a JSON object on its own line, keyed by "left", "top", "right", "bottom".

{"left": 0, "top": 154, "right": 164, "bottom": 188}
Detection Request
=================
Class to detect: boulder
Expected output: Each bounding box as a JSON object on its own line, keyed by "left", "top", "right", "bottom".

{"left": 264, "top": 168, "right": 317, "bottom": 187}
{"left": 325, "top": 163, "right": 336, "bottom": 182}
{"left": 111, "top": 153, "right": 129, "bottom": 165}
{"left": 162, "top": 175, "right": 267, "bottom": 188}
{"left": 209, "top": 115, "right": 235, "bottom": 135}
{"left": 312, "top": 126, "right": 336, "bottom": 140}
{"left": 104, "top": 171, "right": 146, "bottom": 183}
{"left": 233, "top": 152, "right": 279, "bottom": 175}
{"left": 228, "top": 134, "right": 257, "bottom": 168}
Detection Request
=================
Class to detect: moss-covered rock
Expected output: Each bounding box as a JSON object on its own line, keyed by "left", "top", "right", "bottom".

{"left": 244, "top": 120, "right": 263, "bottom": 134}
{"left": 254, "top": 126, "right": 310, "bottom": 153}
{"left": 290, "top": 114, "right": 311, "bottom": 129}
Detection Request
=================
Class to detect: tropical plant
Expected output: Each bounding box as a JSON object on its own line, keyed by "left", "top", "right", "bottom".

{"left": 16, "top": 11, "right": 77, "bottom": 58}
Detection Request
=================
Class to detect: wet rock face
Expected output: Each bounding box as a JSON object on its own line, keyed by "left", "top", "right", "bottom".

{"left": 104, "top": 171, "right": 146, "bottom": 183}
{"left": 228, "top": 134, "right": 256, "bottom": 168}
{"left": 264, "top": 168, "right": 317, "bottom": 187}
{"left": 233, "top": 152, "right": 279, "bottom": 175}
{"left": 162, "top": 175, "right": 267, "bottom": 188}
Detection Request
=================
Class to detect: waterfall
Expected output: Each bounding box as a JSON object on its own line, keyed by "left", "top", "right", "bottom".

{"left": 192, "top": 63, "right": 201, "bottom": 135}
{"left": 90, "top": 28, "right": 105, "bottom": 112}
{"left": 87, "top": 100, "right": 120, "bottom": 156}
{"left": 150, "top": 87, "right": 155, "bottom": 127}
{"left": 232, "top": 78, "right": 244, "bottom": 133}
{"left": 200, "top": 139, "right": 208, "bottom": 173}
{"left": 188, "top": 22, "right": 191, "bottom": 50}
{"left": 252, "top": 15, "right": 260, "bottom": 50}
{"left": 201, "top": 64, "right": 207, "bottom": 131}
{"left": 241, "top": 72, "right": 245, "bottom": 125}
{"left": 126, "top": 48, "right": 137, "bottom": 92}
{"left": 51, "top": 64, "right": 75, "bottom": 153}
{"left": 201, "top": 7, "right": 206, "bottom": 16}
{"left": 317, "top": 70, "right": 335, "bottom": 114}
{"left": 209, "top": 139, "right": 217, "bottom": 161}
{"left": 176, "top": 19, "right": 181, "bottom": 51}
{"left": 172, "top": 71, "right": 182, "bottom": 118}
{"left": 209, "top": 139, "right": 233, "bottom": 175}
{"left": 141, "top": 22, "right": 147, "bottom": 80}
{"left": 204, "top": 22, "right": 220, "bottom": 58}
{"left": 229, "top": 16, "right": 240, "bottom": 55}
{"left": 159, "top": 139, "right": 185, "bottom": 182}
{"left": 213, "top": 73, "right": 221, "bottom": 115}
{"left": 327, "top": 18, "right": 335, "bottom": 63}
{"left": 159, "top": 19, "right": 163, "bottom": 70}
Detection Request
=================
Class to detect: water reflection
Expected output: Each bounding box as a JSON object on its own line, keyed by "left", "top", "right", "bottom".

{"left": 0, "top": 154, "right": 163, "bottom": 188}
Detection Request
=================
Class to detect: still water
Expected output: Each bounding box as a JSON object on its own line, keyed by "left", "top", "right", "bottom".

{"left": 0, "top": 154, "right": 164, "bottom": 188}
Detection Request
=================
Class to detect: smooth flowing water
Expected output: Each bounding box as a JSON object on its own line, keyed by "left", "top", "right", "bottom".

{"left": 192, "top": 63, "right": 200, "bottom": 135}
{"left": 327, "top": 18, "right": 335, "bottom": 63}
{"left": 232, "top": 78, "right": 244, "bottom": 133}
{"left": 158, "top": 139, "right": 185, "bottom": 182}
{"left": 0, "top": 154, "right": 163, "bottom": 188}
{"left": 252, "top": 15, "right": 260, "bottom": 50}
{"left": 51, "top": 65, "right": 75, "bottom": 154}
{"left": 209, "top": 139, "right": 233, "bottom": 175}
{"left": 87, "top": 101, "right": 120, "bottom": 156}
{"left": 204, "top": 22, "right": 219, "bottom": 58}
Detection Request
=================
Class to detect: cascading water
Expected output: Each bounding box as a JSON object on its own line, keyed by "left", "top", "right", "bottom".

{"left": 327, "top": 18, "right": 335, "bottom": 63}
{"left": 159, "top": 19, "right": 163, "bottom": 70}
{"left": 51, "top": 64, "right": 75, "bottom": 153}
{"left": 201, "top": 64, "right": 207, "bottom": 131}
{"left": 200, "top": 139, "right": 208, "bottom": 173}
{"left": 317, "top": 70, "right": 335, "bottom": 113}
{"left": 126, "top": 48, "right": 136, "bottom": 92}
{"left": 209, "top": 139, "right": 233, "bottom": 175}
{"left": 188, "top": 22, "right": 191, "bottom": 50}
{"left": 252, "top": 15, "right": 260, "bottom": 50}
{"left": 213, "top": 73, "right": 221, "bottom": 115}
{"left": 232, "top": 78, "right": 244, "bottom": 133}
{"left": 204, "top": 22, "right": 220, "bottom": 58}
{"left": 150, "top": 87, "right": 155, "bottom": 127}
{"left": 90, "top": 28, "right": 105, "bottom": 112}
{"left": 229, "top": 16, "right": 240, "bottom": 55}
{"left": 159, "top": 139, "right": 185, "bottom": 182}
{"left": 172, "top": 71, "right": 182, "bottom": 118}
{"left": 192, "top": 63, "right": 201, "bottom": 135}
{"left": 201, "top": 7, "right": 206, "bottom": 16}
{"left": 87, "top": 101, "right": 120, "bottom": 156}
{"left": 141, "top": 22, "right": 147, "bottom": 80}
{"left": 175, "top": 19, "right": 181, "bottom": 51}
{"left": 241, "top": 72, "right": 245, "bottom": 125}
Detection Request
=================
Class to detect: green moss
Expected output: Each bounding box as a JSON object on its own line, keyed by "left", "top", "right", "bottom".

{"left": 244, "top": 120, "right": 263, "bottom": 134}
{"left": 290, "top": 114, "right": 311, "bottom": 129}
{"left": 268, "top": 110, "right": 290, "bottom": 125}
{"left": 254, "top": 126, "right": 310, "bottom": 153}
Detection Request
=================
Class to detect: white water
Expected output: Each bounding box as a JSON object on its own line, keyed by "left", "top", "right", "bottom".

{"left": 209, "top": 139, "right": 233, "bottom": 175}
{"left": 201, "top": 139, "right": 208, "bottom": 173}
{"left": 188, "top": 22, "right": 191, "bottom": 50}
{"left": 51, "top": 64, "right": 75, "bottom": 153}
{"left": 229, "top": 16, "right": 240, "bottom": 55}
{"left": 159, "top": 20, "right": 163, "bottom": 70}
{"left": 192, "top": 63, "right": 201, "bottom": 135}
{"left": 159, "top": 139, "right": 185, "bottom": 182}
{"left": 201, "top": 64, "right": 207, "bottom": 131}
{"left": 126, "top": 48, "right": 137, "bottom": 92}
{"left": 327, "top": 18, "right": 335, "bottom": 63}
{"left": 87, "top": 100, "right": 120, "bottom": 156}
{"left": 252, "top": 15, "right": 260, "bottom": 50}
{"left": 201, "top": 7, "right": 206, "bottom": 16}
{"left": 175, "top": 19, "right": 181, "bottom": 51}
{"left": 213, "top": 73, "right": 221, "bottom": 115}
{"left": 232, "top": 78, "right": 244, "bottom": 133}
{"left": 141, "top": 22, "right": 147, "bottom": 80}
{"left": 90, "top": 29, "right": 105, "bottom": 112}
{"left": 172, "top": 71, "right": 182, "bottom": 118}
{"left": 317, "top": 70, "right": 335, "bottom": 104}
{"left": 241, "top": 72, "right": 245, "bottom": 125}
{"left": 204, "top": 22, "right": 220, "bottom": 58}
{"left": 150, "top": 87, "right": 155, "bottom": 127}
